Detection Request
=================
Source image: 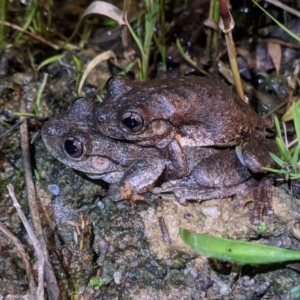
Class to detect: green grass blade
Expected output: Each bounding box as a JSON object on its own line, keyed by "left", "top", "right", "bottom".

{"left": 292, "top": 102, "right": 300, "bottom": 143}
{"left": 0, "top": 0, "right": 6, "bottom": 48}
{"left": 15, "top": 0, "right": 38, "bottom": 43}
{"left": 13, "top": 112, "right": 36, "bottom": 117}
{"left": 252, "top": 0, "right": 300, "bottom": 43}
{"left": 292, "top": 146, "right": 300, "bottom": 170}
{"left": 125, "top": 17, "right": 145, "bottom": 77}
{"left": 275, "top": 137, "right": 291, "bottom": 161}
{"left": 176, "top": 39, "right": 198, "bottom": 68}
{"left": 180, "top": 228, "right": 300, "bottom": 265}
{"left": 269, "top": 152, "right": 285, "bottom": 168}
{"left": 290, "top": 173, "right": 300, "bottom": 180}
{"left": 37, "top": 54, "right": 65, "bottom": 70}
{"left": 261, "top": 167, "right": 286, "bottom": 174}
{"left": 274, "top": 115, "right": 283, "bottom": 141}
{"left": 291, "top": 103, "right": 300, "bottom": 170}
{"left": 34, "top": 73, "right": 48, "bottom": 116}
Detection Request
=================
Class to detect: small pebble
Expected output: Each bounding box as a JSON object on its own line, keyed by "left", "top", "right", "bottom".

{"left": 216, "top": 280, "right": 230, "bottom": 295}
{"left": 242, "top": 275, "right": 255, "bottom": 287}
{"left": 113, "top": 271, "right": 122, "bottom": 285}
{"left": 99, "top": 239, "right": 109, "bottom": 254}
{"left": 97, "top": 200, "right": 105, "bottom": 209}
{"left": 201, "top": 206, "right": 221, "bottom": 218}
{"left": 47, "top": 184, "right": 60, "bottom": 196}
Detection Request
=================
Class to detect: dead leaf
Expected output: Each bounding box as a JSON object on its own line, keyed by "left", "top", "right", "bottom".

{"left": 69, "top": 1, "right": 125, "bottom": 40}
{"left": 78, "top": 50, "right": 117, "bottom": 94}
{"left": 267, "top": 41, "right": 282, "bottom": 75}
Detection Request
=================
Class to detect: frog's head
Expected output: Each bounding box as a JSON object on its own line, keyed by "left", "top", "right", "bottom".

{"left": 41, "top": 98, "right": 125, "bottom": 182}
{"left": 96, "top": 88, "right": 176, "bottom": 148}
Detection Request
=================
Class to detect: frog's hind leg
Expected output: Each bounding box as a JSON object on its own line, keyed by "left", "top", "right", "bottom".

{"left": 250, "top": 176, "right": 274, "bottom": 225}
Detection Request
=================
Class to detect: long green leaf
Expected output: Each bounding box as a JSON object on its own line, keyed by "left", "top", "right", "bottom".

{"left": 180, "top": 228, "right": 300, "bottom": 265}
{"left": 290, "top": 103, "right": 300, "bottom": 171}
{"left": 269, "top": 152, "right": 285, "bottom": 167}
{"left": 292, "top": 102, "right": 300, "bottom": 145}
{"left": 275, "top": 137, "right": 291, "bottom": 162}
{"left": 292, "top": 146, "right": 300, "bottom": 170}
{"left": 261, "top": 167, "right": 286, "bottom": 174}
{"left": 274, "top": 115, "right": 283, "bottom": 141}
{"left": 37, "top": 54, "right": 65, "bottom": 70}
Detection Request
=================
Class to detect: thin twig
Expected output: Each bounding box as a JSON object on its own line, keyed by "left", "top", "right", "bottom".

{"left": 219, "top": 0, "right": 246, "bottom": 102}
{"left": 7, "top": 184, "right": 44, "bottom": 300}
{"left": 0, "top": 221, "right": 37, "bottom": 296}
{"left": 262, "top": 99, "right": 287, "bottom": 118}
{"left": 19, "top": 97, "right": 60, "bottom": 300}
{"left": 264, "top": 0, "right": 300, "bottom": 18}
{"left": 0, "top": 20, "right": 60, "bottom": 50}
{"left": 158, "top": 217, "right": 172, "bottom": 245}
{"left": 0, "top": 120, "right": 23, "bottom": 150}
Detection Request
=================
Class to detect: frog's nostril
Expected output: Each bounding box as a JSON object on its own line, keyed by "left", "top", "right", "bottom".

{"left": 42, "top": 123, "right": 55, "bottom": 136}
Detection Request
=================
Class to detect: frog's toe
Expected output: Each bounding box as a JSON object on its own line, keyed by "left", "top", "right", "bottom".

{"left": 173, "top": 190, "right": 188, "bottom": 205}
{"left": 251, "top": 205, "right": 273, "bottom": 224}
{"left": 108, "top": 185, "right": 123, "bottom": 202}
{"left": 109, "top": 182, "right": 145, "bottom": 202}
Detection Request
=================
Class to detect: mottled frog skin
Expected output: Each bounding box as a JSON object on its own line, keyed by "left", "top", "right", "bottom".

{"left": 42, "top": 97, "right": 274, "bottom": 223}
{"left": 42, "top": 98, "right": 166, "bottom": 201}
{"left": 94, "top": 76, "right": 276, "bottom": 178}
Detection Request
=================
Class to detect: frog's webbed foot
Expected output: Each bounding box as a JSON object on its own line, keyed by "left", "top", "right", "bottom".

{"left": 250, "top": 176, "right": 274, "bottom": 225}
{"left": 109, "top": 182, "right": 145, "bottom": 202}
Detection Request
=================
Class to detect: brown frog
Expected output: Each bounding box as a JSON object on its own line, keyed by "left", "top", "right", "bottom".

{"left": 42, "top": 98, "right": 273, "bottom": 224}
{"left": 94, "top": 75, "right": 276, "bottom": 177}
{"left": 42, "top": 97, "right": 166, "bottom": 202}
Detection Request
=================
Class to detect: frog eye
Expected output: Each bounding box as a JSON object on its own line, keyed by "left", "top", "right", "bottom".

{"left": 64, "top": 137, "right": 83, "bottom": 158}
{"left": 121, "top": 112, "right": 144, "bottom": 132}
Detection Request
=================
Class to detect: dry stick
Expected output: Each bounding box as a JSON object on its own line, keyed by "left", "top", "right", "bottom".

{"left": 264, "top": 0, "right": 300, "bottom": 18}
{"left": 0, "top": 120, "right": 23, "bottom": 150}
{"left": 7, "top": 185, "right": 44, "bottom": 300}
{"left": 219, "top": 0, "right": 246, "bottom": 102}
{"left": 158, "top": 217, "right": 171, "bottom": 246}
{"left": 0, "top": 221, "right": 37, "bottom": 296}
{"left": 0, "top": 20, "right": 60, "bottom": 50}
{"left": 19, "top": 100, "right": 60, "bottom": 300}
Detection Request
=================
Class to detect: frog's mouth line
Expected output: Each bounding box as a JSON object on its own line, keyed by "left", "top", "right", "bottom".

{"left": 83, "top": 170, "right": 124, "bottom": 184}
{"left": 83, "top": 170, "right": 123, "bottom": 177}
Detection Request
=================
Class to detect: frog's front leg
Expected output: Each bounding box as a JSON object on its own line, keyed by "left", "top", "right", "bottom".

{"left": 238, "top": 133, "right": 277, "bottom": 173}
{"left": 108, "top": 158, "right": 166, "bottom": 202}
{"left": 163, "top": 139, "right": 188, "bottom": 179}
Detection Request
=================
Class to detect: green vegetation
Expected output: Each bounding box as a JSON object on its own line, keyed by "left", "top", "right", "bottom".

{"left": 74, "top": 0, "right": 169, "bottom": 80}
{"left": 0, "top": 0, "right": 6, "bottom": 48}
{"left": 13, "top": 73, "right": 48, "bottom": 118}
{"left": 263, "top": 103, "right": 300, "bottom": 180}
{"left": 125, "top": 0, "right": 166, "bottom": 79}
{"left": 0, "top": 0, "right": 55, "bottom": 48}
{"left": 252, "top": 0, "right": 300, "bottom": 43}
{"left": 88, "top": 277, "right": 103, "bottom": 290}
{"left": 180, "top": 228, "right": 300, "bottom": 265}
